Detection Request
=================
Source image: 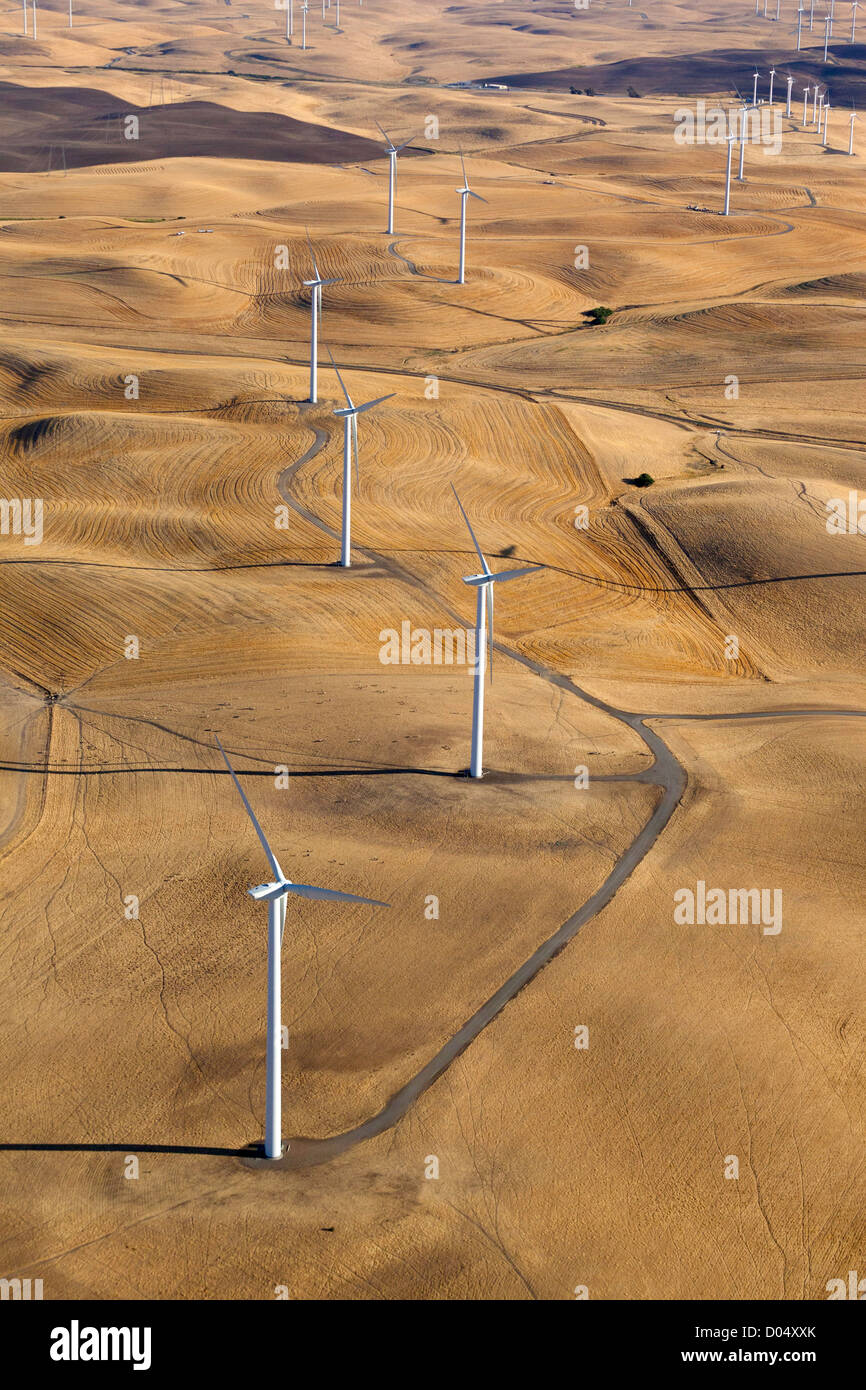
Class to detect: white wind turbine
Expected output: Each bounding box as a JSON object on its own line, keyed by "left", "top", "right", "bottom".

{"left": 455, "top": 151, "right": 487, "bottom": 285}
{"left": 803, "top": 84, "right": 811, "bottom": 124}
{"left": 797, "top": 5, "right": 805, "bottom": 46}
{"left": 286, "top": 0, "right": 293, "bottom": 41}
{"left": 852, "top": 0, "right": 859, "bottom": 39}
{"left": 786, "top": 73, "right": 794, "bottom": 114}
{"left": 752, "top": 69, "right": 760, "bottom": 104}
{"left": 215, "top": 736, "right": 388, "bottom": 1160}
{"left": 21, "top": 0, "right": 26, "bottom": 34}
{"left": 823, "top": 11, "right": 832, "bottom": 57}
{"left": 31, "top": 0, "right": 36, "bottom": 39}
{"left": 848, "top": 107, "right": 857, "bottom": 153}
{"left": 328, "top": 348, "right": 394, "bottom": 568}
{"left": 303, "top": 231, "right": 340, "bottom": 404}
{"left": 301, "top": 0, "right": 308, "bottom": 47}
{"left": 768, "top": 67, "right": 776, "bottom": 103}
{"left": 377, "top": 122, "right": 415, "bottom": 235}
{"left": 823, "top": 98, "right": 832, "bottom": 141}
{"left": 451, "top": 485, "right": 543, "bottom": 779}
{"left": 813, "top": 83, "right": 821, "bottom": 120}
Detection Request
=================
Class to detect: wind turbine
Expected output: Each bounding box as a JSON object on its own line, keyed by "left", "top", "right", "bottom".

{"left": 451, "top": 486, "right": 542, "bottom": 779}
{"left": 810, "top": 0, "right": 815, "bottom": 27}
{"left": 852, "top": 0, "right": 859, "bottom": 39}
{"left": 302, "top": 231, "right": 340, "bottom": 405}
{"left": 455, "top": 152, "right": 487, "bottom": 285}
{"left": 786, "top": 73, "right": 794, "bottom": 114}
{"left": 813, "top": 84, "right": 821, "bottom": 120}
{"left": 823, "top": 11, "right": 832, "bottom": 58}
{"left": 215, "top": 736, "right": 388, "bottom": 1160}
{"left": 328, "top": 348, "right": 394, "bottom": 568}
{"left": 775, "top": 0, "right": 781, "bottom": 15}
{"left": 768, "top": 67, "right": 776, "bottom": 103}
{"left": 68, "top": 0, "right": 72, "bottom": 26}
{"left": 848, "top": 107, "right": 857, "bottom": 153}
{"left": 286, "top": 0, "right": 293, "bottom": 41}
{"left": 31, "top": 0, "right": 36, "bottom": 39}
{"left": 21, "top": 0, "right": 26, "bottom": 34}
{"left": 752, "top": 69, "right": 760, "bottom": 105}
{"left": 797, "top": 5, "right": 805, "bottom": 45}
{"left": 377, "top": 123, "right": 414, "bottom": 236}
{"left": 301, "top": 0, "right": 308, "bottom": 47}
{"left": 823, "top": 99, "right": 832, "bottom": 142}
{"left": 803, "top": 84, "right": 811, "bottom": 124}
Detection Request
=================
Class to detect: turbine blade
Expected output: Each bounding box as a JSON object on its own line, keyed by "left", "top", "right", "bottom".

{"left": 460, "top": 148, "right": 468, "bottom": 185}
{"left": 284, "top": 883, "right": 390, "bottom": 906}
{"left": 395, "top": 136, "right": 415, "bottom": 152}
{"left": 305, "top": 225, "right": 320, "bottom": 280}
{"left": 468, "top": 190, "right": 488, "bottom": 203}
{"left": 279, "top": 892, "right": 287, "bottom": 945}
{"left": 489, "top": 564, "right": 544, "bottom": 584}
{"left": 375, "top": 119, "right": 393, "bottom": 148}
{"left": 215, "top": 736, "right": 284, "bottom": 883}
{"left": 354, "top": 392, "right": 395, "bottom": 414}
{"left": 326, "top": 345, "right": 354, "bottom": 408}
{"left": 450, "top": 483, "right": 491, "bottom": 575}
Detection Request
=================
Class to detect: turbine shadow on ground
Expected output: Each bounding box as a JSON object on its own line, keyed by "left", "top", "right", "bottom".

{"left": 0, "top": 1142, "right": 251, "bottom": 1157}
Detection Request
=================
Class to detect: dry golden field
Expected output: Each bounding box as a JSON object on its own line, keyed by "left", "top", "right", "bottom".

{"left": 0, "top": 0, "right": 864, "bottom": 1302}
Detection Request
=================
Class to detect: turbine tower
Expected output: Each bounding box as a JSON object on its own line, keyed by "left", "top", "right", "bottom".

{"left": 451, "top": 485, "right": 543, "bottom": 779}
{"left": 737, "top": 102, "right": 749, "bottom": 180}
{"left": 301, "top": 0, "right": 308, "bottom": 48}
{"left": 786, "top": 73, "right": 794, "bottom": 114}
{"left": 803, "top": 84, "right": 811, "bottom": 125}
{"left": 852, "top": 0, "right": 859, "bottom": 40}
{"left": 797, "top": 6, "right": 805, "bottom": 46}
{"left": 824, "top": 12, "right": 832, "bottom": 58}
{"left": 768, "top": 67, "right": 776, "bottom": 103}
{"left": 455, "top": 152, "right": 487, "bottom": 285}
{"left": 302, "top": 231, "right": 340, "bottom": 404}
{"left": 215, "top": 736, "right": 388, "bottom": 1160}
{"left": 848, "top": 108, "right": 857, "bottom": 154}
{"left": 752, "top": 69, "right": 760, "bottom": 105}
{"left": 328, "top": 348, "right": 394, "bottom": 568}
{"left": 823, "top": 100, "right": 831, "bottom": 143}
{"left": 377, "top": 123, "right": 414, "bottom": 236}
{"left": 723, "top": 119, "right": 735, "bottom": 214}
